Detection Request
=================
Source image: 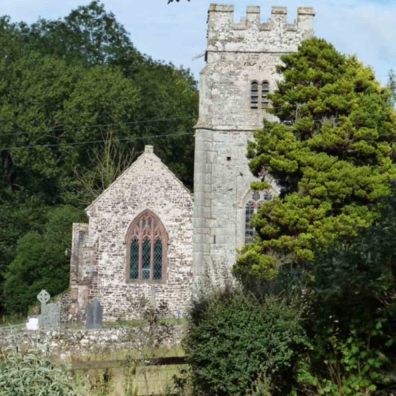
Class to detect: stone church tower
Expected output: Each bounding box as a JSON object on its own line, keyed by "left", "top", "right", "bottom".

{"left": 193, "top": 4, "right": 315, "bottom": 277}
{"left": 68, "top": 3, "right": 315, "bottom": 321}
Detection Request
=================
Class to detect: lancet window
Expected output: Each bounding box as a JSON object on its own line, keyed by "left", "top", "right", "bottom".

{"left": 126, "top": 210, "right": 167, "bottom": 282}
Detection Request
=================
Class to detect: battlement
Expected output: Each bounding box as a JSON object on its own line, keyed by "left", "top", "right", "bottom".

{"left": 207, "top": 4, "right": 315, "bottom": 54}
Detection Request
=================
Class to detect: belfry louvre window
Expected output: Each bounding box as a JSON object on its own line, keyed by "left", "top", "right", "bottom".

{"left": 250, "top": 81, "right": 259, "bottom": 109}
{"left": 261, "top": 81, "right": 270, "bottom": 108}
{"left": 126, "top": 210, "right": 168, "bottom": 282}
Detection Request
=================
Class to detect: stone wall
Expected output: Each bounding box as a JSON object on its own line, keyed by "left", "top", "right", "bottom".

{"left": 70, "top": 146, "right": 193, "bottom": 321}
{"left": 0, "top": 325, "right": 184, "bottom": 359}
{"left": 193, "top": 4, "right": 314, "bottom": 276}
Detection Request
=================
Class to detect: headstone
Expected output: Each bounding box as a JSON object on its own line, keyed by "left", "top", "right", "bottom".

{"left": 86, "top": 299, "right": 103, "bottom": 329}
{"left": 37, "top": 289, "right": 60, "bottom": 329}
{"left": 149, "top": 288, "right": 157, "bottom": 307}
{"left": 26, "top": 317, "right": 39, "bottom": 331}
{"left": 40, "top": 303, "right": 61, "bottom": 328}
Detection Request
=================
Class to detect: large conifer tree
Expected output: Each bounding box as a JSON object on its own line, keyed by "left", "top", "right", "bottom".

{"left": 235, "top": 38, "right": 396, "bottom": 280}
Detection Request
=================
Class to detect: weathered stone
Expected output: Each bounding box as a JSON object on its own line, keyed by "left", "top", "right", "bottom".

{"left": 40, "top": 303, "right": 60, "bottom": 329}
{"left": 69, "top": 145, "right": 193, "bottom": 321}
{"left": 0, "top": 325, "right": 185, "bottom": 358}
{"left": 193, "top": 4, "right": 315, "bottom": 279}
{"left": 65, "top": 3, "right": 315, "bottom": 322}
{"left": 37, "top": 289, "right": 51, "bottom": 305}
{"left": 86, "top": 299, "right": 103, "bottom": 329}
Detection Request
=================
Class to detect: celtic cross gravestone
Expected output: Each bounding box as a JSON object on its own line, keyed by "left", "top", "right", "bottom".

{"left": 37, "top": 289, "right": 60, "bottom": 329}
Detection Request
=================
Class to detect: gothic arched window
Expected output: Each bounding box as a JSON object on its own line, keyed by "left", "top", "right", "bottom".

{"left": 245, "top": 190, "right": 273, "bottom": 244}
{"left": 125, "top": 210, "right": 168, "bottom": 282}
{"left": 261, "top": 80, "right": 270, "bottom": 108}
{"left": 250, "top": 81, "right": 259, "bottom": 109}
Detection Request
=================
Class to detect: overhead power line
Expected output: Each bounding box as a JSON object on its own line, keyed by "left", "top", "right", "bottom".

{"left": 0, "top": 131, "right": 193, "bottom": 151}
{"left": 0, "top": 115, "right": 195, "bottom": 138}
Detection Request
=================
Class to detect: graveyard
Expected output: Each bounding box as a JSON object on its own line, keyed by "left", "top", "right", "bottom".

{"left": 0, "top": 289, "right": 187, "bottom": 395}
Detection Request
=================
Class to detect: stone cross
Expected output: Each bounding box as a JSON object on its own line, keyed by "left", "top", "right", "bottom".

{"left": 86, "top": 299, "right": 103, "bottom": 330}
{"left": 37, "top": 289, "right": 50, "bottom": 311}
{"left": 37, "top": 289, "right": 60, "bottom": 329}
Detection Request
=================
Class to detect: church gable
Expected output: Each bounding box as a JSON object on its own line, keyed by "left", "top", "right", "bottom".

{"left": 86, "top": 145, "right": 191, "bottom": 217}
{"left": 69, "top": 145, "right": 193, "bottom": 321}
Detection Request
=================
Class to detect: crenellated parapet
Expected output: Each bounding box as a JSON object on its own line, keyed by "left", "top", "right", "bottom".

{"left": 207, "top": 4, "right": 315, "bottom": 54}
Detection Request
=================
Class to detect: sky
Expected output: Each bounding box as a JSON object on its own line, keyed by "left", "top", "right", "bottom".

{"left": 1, "top": 0, "right": 395, "bottom": 85}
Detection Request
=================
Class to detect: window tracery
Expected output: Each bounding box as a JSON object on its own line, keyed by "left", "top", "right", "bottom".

{"left": 126, "top": 210, "right": 167, "bottom": 282}
{"left": 245, "top": 190, "right": 273, "bottom": 244}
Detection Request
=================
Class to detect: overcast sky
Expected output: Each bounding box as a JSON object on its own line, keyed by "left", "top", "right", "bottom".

{"left": 1, "top": 0, "right": 395, "bottom": 84}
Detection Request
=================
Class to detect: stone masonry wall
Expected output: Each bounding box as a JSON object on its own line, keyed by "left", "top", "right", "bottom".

{"left": 0, "top": 325, "right": 184, "bottom": 359}
{"left": 70, "top": 146, "right": 193, "bottom": 321}
{"left": 193, "top": 4, "right": 314, "bottom": 276}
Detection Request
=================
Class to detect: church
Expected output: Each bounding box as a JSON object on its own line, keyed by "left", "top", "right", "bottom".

{"left": 67, "top": 3, "right": 315, "bottom": 321}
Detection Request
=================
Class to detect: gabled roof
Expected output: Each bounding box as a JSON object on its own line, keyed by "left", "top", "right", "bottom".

{"left": 85, "top": 145, "right": 191, "bottom": 215}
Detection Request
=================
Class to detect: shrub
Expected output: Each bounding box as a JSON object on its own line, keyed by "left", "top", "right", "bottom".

{"left": 184, "top": 289, "right": 308, "bottom": 395}
{"left": 0, "top": 350, "right": 78, "bottom": 396}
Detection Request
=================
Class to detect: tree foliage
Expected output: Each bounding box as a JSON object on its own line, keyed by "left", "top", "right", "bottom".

{"left": 235, "top": 38, "right": 396, "bottom": 281}
{"left": 185, "top": 290, "right": 307, "bottom": 395}
{"left": 296, "top": 192, "right": 396, "bottom": 394}
{"left": 3, "top": 206, "right": 84, "bottom": 314}
{"left": 0, "top": 1, "right": 198, "bottom": 314}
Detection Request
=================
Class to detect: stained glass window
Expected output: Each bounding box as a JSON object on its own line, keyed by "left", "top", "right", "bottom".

{"left": 142, "top": 239, "right": 151, "bottom": 280}
{"left": 153, "top": 239, "right": 162, "bottom": 280}
{"left": 126, "top": 210, "right": 167, "bottom": 282}
{"left": 130, "top": 238, "right": 139, "bottom": 280}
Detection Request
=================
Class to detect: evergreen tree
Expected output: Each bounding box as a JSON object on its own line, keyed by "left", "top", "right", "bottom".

{"left": 235, "top": 38, "right": 396, "bottom": 281}
{"left": 388, "top": 69, "right": 396, "bottom": 107}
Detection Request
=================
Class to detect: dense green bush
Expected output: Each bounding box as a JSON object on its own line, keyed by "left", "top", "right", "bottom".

{"left": 294, "top": 193, "right": 396, "bottom": 395}
{"left": 184, "top": 289, "right": 308, "bottom": 395}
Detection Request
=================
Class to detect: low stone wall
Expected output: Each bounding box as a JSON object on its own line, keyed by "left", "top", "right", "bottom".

{"left": 0, "top": 325, "right": 185, "bottom": 359}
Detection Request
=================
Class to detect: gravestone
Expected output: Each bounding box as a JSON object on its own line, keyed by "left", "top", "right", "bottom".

{"left": 26, "top": 317, "right": 39, "bottom": 331}
{"left": 37, "top": 289, "right": 50, "bottom": 309}
{"left": 86, "top": 299, "right": 103, "bottom": 329}
{"left": 40, "top": 303, "right": 61, "bottom": 328}
{"left": 37, "top": 289, "right": 61, "bottom": 329}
